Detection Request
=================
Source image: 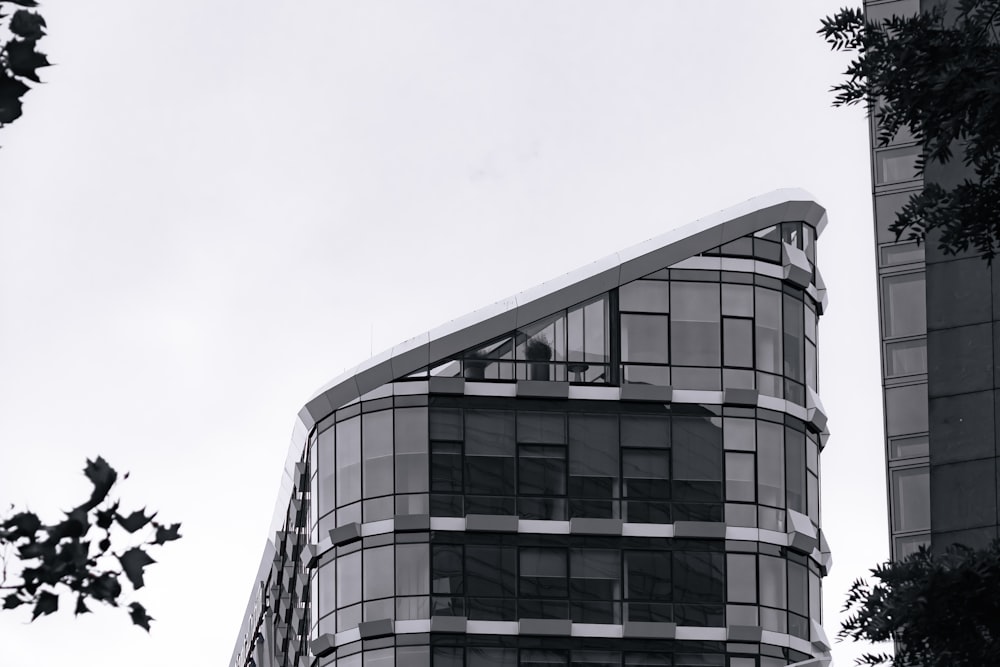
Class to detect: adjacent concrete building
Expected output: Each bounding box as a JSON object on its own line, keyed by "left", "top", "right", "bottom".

{"left": 865, "top": 0, "right": 1000, "bottom": 558}
{"left": 231, "top": 190, "right": 833, "bottom": 667}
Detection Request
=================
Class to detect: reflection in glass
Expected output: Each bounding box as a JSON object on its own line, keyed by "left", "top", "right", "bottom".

{"left": 620, "top": 280, "right": 669, "bottom": 313}
{"left": 885, "top": 383, "right": 928, "bottom": 436}
{"left": 885, "top": 338, "right": 927, "bottom": 377}
{"left": 622, "top": 314, "right": 669, "bottom": 364}
{"left": 880, "top": 242, "right": 924, "bottom": 266}
{"left": 875, "top": 145, "right": 920, "bottom": 184}
{"left": 890, "top": 434, "right": 929, "bottom": 460}
{"left": 755, "top": 288, "right": 782, "bottom": 374}
{"left": 882, "top": 272, "right": 926, "bottom": 337}
{"left": 671, "top": 282, "right": 720, "bottom": 366}
{"left": 337, "top": 418, "right": 361, "bottom": 507}
{"left": 892, "top": 466, "right": 930, "bottom": 532}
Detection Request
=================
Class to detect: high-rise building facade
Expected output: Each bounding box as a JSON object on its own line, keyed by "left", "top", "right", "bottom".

{"left": 865, "top": 0, "right": 1000, "bottom": 558}
{"left": 231, "top": 190, "right": 833, "bottom": 667}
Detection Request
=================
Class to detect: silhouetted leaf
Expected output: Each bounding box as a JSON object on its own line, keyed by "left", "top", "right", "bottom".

{"left": 31, "top": 591, "right": 58, "bottom": 619}
{"left": 118, "top": 547, "right": 155, "bottom": 589}
{"left": 87, "top": 572, "right": 121, "bottom": 603}
{"left": 82, "top": 457, "right": 117, "bottom": 511}
{"left": 3, "top": 593, "right": 24, "bottom": 610}
{"left": 9, "top": 9, "right": 44, "bottom": 39}
{"left": 116, "top": 508, "right": 155, "bottom": 533}
{"left": 153, "top": 522, "right": 182, "bottom": 545}
{"left": 95, "top": 501, "right": 119, "bottom": 530}
{"left": 5, "top": 38, "right": 50, "bottom": 83}
{"left": 128, "top": 602, "right": 153, "bottom": 631}
{"left": 3, "top": 510, "right": 41, "bottom": 542}
{"left": 47, "top": 507, "right": 88, "bottom": 541}
{"left": 74, "top": 595, "right": 90, "bottom": 615}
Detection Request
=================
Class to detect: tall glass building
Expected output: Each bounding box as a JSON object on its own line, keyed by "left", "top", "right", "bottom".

{"left": 231, "top": 190, "right": 833, "bottom": 667}
{"left": 865, "top": 0, "right": 1000, "bottom": 559}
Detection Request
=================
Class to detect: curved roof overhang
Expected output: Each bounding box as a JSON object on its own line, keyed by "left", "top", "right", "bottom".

{"left": 298, "top": 187, "right": 826, "bottom": 430}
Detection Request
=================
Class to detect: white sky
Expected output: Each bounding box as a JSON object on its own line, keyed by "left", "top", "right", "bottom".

{"left": 0, "top": 2, "right": 887, "bottom": 665}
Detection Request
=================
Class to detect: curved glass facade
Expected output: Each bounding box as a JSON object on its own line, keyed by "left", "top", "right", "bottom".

{"left": 230, "top": 192, "right": 831, "bottom": 667}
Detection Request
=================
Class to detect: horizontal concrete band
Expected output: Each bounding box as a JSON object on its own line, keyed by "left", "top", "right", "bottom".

{"left": 310, "top": 618, "right": 829, "bottom": 660}
{"left": 313, "top": 512, "right": 831, "bottom": 572}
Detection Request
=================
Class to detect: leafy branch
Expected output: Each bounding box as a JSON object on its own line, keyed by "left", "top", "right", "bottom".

{"left": 0, "top": 457, "right": 182, "bottom": 630}
{"left": 839, "top": 541, "right": 1000, "bottom": 666}
{"left": 819, "top": 1, "right": 1000, "bottom": 261}
{"left": 0, "top": 0, "right": 50, "bottom": 128}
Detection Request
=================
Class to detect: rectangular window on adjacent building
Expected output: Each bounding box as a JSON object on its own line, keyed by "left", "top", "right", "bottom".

{"left": 882, "top": 272, "right": 926, "bottom": 338}
{"left": 875, "top": 145, "right": 920, "bottom": 184}
{"left": 892, "top": 466, "right": 930, "bottom": 533}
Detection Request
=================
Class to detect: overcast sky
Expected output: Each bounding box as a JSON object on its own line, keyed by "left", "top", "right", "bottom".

{"left": 0, "top": 2, "right": 885, "bottom": 665}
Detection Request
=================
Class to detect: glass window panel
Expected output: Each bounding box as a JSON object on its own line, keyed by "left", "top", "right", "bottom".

{"left": 467, "top": 546, "right": 516, "bottom": 597}
{"left": 723, "top": 318, "right": 753, "bottom": 368}
{"left": 885, "top": 383, "right": 928, "bottom": 436}
{"left": 432, "top": 544, "right": 463, "bottom": 596}
{"left": 782, "top": 222, "right": 802, "bottom": 249}
{"left": 518, "top": 412, "right": 567, "bottom": 444}
{"left": 431, "top": 441, "right": 462, "bottom": 493}
{"left": 727, "top": 554, "right": 757, "bottom": 603}
{"left": 466, "top": 410, "right": 515, "bottom": 455}
{"left": 724, "top": 418, "right": 755, "bottom": 451}
{"left": 571, "top": 651, "right": 619, "bottom": 667}
{"left": 673, "top": 417, "right": 723, "bottom": 481}
{"left": 337, "top": 417, "right": 361, "bottom": 507}
{"left": 395, "top": 408, "right": 428, "bottom": 493}
{"left": 806, "top": 339, "right": 818, "bottom": 390}
{"left": 397, "top": 646, "right": 430, "bottom": 667}
{"left": 783, "top": 294, "right": 804, "bottom": 382}
{"left": 882, "top": 273, "right": 926, "bottom": 338}
{"left": 365, "top": 647, "right": 394, "bottom": 667}
{"left": 807, "top": 472, "right": 819, "bottom": 523}
{"left": 396, "top": 543, "right": 429, "bottom": 596}
{"left": 623, "top": 364, "right": 670, "bottom": 386}
{"left": 469, "top": 648, "right": 517, "bottom": 667}
{"left": 318, "top": 560, "right": 337, "bottom": 618}
{"left": 757, "top": 421, "right": 785, "bottom": 508}
{"left": 892, "top": 467, "right": 930, "bottom": 532}
{"left": 434, "top": 648, "right": 464, "bottom": 667}
{"left": 626, "top": 551, "right": 670, "bottom": 600}
{"left": 895, "top": 533, "right": 930, "bottom": 558}
{"left": 363, "top": 411, "right": 394, "bottom": 498}
{"left": 364, "top": 495, "right": 394, "bottom": 522}
{"left": 520, "top": 650, "right": 568, "bottom": 666}
{"left": 755, "top": 288, "right": 782, "bottom": 374}
{"left": 725, "top": 452, "right": 755, "bottom": 502}
{"left": 621, "top": 415, "right": 670, "bottom": 448}
{"left": 875, "top": 145, "right": 920, "bottom": 184}
{"left": 890, "top": 434, "right": 929, "bottom": 460}
{"left": 622, "top": 314, "right": 669, "bottom": 364}
{"left": 880, "top": 241, "right": 924, "bottom": 266}
{"left": 785, "top": 427, "right": 806, "bottom": 514}
{"left": 624, "top": 652, "right": 671, "bottom": 666}
{"left": 583, "top": 297, "right": 608, "bottom": 363}
{"left": 623, "top": 450, "right": 670, "bottom": 499}
{"left": 875, "top": 191, "right": 913, "bottom": 244}
{"left": 518, "top": 445, "right": 567, "bottom": 496}
{"left": 569, "top": 415, "right": 619, "bottom": 500}
{"left": 520, "top": 548, "right": 568, "bottom": 598}
{"left": 338, "top": 550, "right": 362, "bottom": 608}
{"left": 364, "top": 545, "right": 394, "bottom": 600}
{"left": 788, "top": 561, "right": 808, "bottom": 617}
{"left": 429, "top": 408, "right": 462, "bottom": 441}
{"left": 517, "top": 313, "right": 566, "bottom": 363}
{"left": 318, "top": 427, "right": 336, "bottom": 517}
{"left": 620, "top": 280, "right": 670, "bottom": 313}
{"left": 721, "top": 284, "right": 754, "bottom": 317}
{"left": 570, "top": 549, "right": 620, "bottom": 603}
{"left": 809, "top": 571, "right": 821, "bottom": 621}
{"left": 568, "top": 307, "right": 584, "bottom": 363}
{"left": 673, "top": 552, "right": 724, "bottom": 603}
{"left": 671, "top": 283, "right": 720, "bottom": 366}
{"left": 885, "top": 338, "right": 927, "bottom": 377}
{"left": 759, "top": 555, "right": 787, "bottom": 608}
{"left": 671, "top": 366, "right": 720, "bottom": 390}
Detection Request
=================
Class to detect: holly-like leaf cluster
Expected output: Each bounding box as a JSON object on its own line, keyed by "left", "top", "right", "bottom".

{"left": 0, "top": 0, "right": 49, "bottom": 128}
{"left": 839, "top": 540, "right": 1000, "bottom": 666}
{"left": 0, "top": 457, "right": 182, "bottom": 630}
{"left": 819, "top": 0, "right": 1000, "bottom": 261}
